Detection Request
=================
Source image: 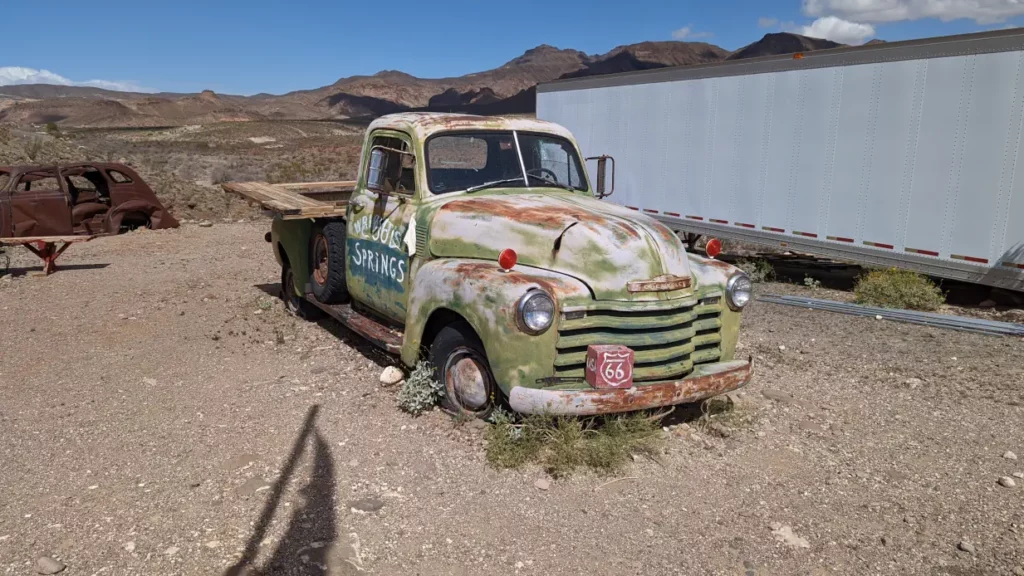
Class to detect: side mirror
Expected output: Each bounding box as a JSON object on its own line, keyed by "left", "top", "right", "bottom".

{"left": 366, "top": 148, "right": 387, "bottom": 192}
{"left": 586, "top": 155, "right": 615, "bottom": 199}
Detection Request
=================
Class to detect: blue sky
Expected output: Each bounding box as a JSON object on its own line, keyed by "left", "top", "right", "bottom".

{"left": 2, "top": 0, "right": 1021, "bottom": 95}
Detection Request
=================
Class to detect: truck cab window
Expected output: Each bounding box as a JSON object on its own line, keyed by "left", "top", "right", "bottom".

{"left": 367, "top": 136, "right": 415, "bottom": 194}
{"left": 427, "top": 131, "right": 586, "bottom": 193}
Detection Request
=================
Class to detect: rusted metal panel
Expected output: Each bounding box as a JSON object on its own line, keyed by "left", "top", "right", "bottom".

{"left": 508, "top": 359, "right": 752, "bottom": 415}
{"left": 306, "top": 298, "right": 403, "bottom": 354}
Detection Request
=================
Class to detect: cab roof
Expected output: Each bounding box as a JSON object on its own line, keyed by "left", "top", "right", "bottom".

{"left": 367, "top": 112, "right": 576, "bottom": 143}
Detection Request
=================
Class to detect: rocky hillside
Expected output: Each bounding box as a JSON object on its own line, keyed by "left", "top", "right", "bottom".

{"left": 0, "top": 33, "right": 851, "bottom": 127}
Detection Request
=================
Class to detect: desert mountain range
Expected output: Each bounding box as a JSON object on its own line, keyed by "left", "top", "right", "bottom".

{"left": 0, "top": 33, "right": 856, "bottom": 128}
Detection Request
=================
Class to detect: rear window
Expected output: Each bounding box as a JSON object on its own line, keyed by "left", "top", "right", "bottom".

{"left": 108, "top": 170, "right": 132, "bottom": 183}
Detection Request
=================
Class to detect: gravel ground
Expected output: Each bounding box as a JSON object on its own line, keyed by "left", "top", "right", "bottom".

{"left": 1, "top": 223, "right": 1023, "bottom": 575}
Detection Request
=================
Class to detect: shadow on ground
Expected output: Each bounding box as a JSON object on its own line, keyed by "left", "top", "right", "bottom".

{"left": 3, "top": 263, "right": 110, "bottom": 277}
{"left": 224, "top": 405, "right": 361, "bottom": 575}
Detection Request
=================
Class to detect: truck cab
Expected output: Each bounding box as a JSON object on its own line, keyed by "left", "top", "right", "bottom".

{"left": 268, "top": 113, "right": 753, "bottom": 417}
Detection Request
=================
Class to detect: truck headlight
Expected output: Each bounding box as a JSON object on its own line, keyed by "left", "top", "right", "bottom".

{"left": 726, "top": 273, "right": 752, "bottom": 310}
{"left": 517, "top": 290, "right": 555, "bottom": 334}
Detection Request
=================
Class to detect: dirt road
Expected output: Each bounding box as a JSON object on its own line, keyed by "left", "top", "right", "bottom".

{"left": 1, "top": 223, "right": 1022, "bottom": 575}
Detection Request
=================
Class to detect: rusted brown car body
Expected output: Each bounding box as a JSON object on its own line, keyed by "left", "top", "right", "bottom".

{"left": 0, "top": 163, "right": 177, "bottom": 238}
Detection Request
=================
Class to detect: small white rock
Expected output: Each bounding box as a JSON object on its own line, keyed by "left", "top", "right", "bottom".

{"left": 770, "top": 524, "right": 810, "bottom": 549}
{"left": 379, "top": 366, "right": 404, "bottom": 386}
{"left": 164, "top": 546, "right": 179, "bottom": 556}
{"left": 515, "top": 561, "right": 524, "bottom": 569}
{"left": 205, "top": 540, "right": 220, "bottom": 549}
{"left": 778, "top": 345, "right": 786, "bottom": 351}
{"left": 998, "top": 476, "right": 1017, "bottom": 488}
{"left": 957, "top": 540, "right": 976, "bottom": 554}
{"left": 1003, "top": 451, "right": 1018, "bottom": 460}
{"left": 534, "top": 478, "right": 551, "bottom": 491}
{"left": 875, "top": 315, "right": 883, "bottom": 320}
{"left": 123, "top": 541, "right": 136, "bottom": 553}
{"left": 35, "top": 556, "right": 65, "bottom": 574}
{"left": 1013, "top": 472, "right": 1024, "bottom": 479}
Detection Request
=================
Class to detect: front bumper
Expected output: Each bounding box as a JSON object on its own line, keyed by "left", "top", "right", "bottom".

{"left": 507, "top": 358, "right": 752, "bottom": 416}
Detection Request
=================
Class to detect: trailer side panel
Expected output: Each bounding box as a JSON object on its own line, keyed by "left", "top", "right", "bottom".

{"left": 537, "top": 30, "right": 1024, "bottom": 290}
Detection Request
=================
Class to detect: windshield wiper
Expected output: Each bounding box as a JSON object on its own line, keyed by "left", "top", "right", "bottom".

{"left": 525, "top": 173, "right": 574, "bottom": 191}
{"left": 464, "top": 177, "right": 525, "bottom": 193}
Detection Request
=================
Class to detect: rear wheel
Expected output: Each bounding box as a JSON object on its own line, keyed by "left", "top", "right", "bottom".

{"left": 309, "top": 222, "right": 349, "bottom": 304}
{"left": 428, "top": 322, "right": 498, "bottom": 418}
{"left": 282, "top": 263, "right": 323, "bottom": 320}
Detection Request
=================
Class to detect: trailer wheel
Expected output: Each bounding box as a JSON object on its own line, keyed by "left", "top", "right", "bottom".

{"left": 429, "top": 321, "right": 498, "bottom": 419}
{"left": 282, "top": 263, "right": 323, "bottom": 320}
{"left": 309, "top": 222, "right": 349, "bottom": 304}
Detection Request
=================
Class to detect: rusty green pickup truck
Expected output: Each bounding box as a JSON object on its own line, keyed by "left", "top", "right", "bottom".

{"left": 224, "top": 113, "right": 752, "bottom": 418}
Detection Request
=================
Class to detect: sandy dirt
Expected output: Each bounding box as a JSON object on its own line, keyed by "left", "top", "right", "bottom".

{"left": 1, "top": 223, "right": 1023, "bottom": 575}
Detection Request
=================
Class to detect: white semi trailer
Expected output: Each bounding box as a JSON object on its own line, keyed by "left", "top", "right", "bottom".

{"left": 537, "top": 29, "right": 1024, "bottom": 291}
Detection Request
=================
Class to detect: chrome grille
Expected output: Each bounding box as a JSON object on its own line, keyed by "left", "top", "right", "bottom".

{"left": 553, "top": 298, "right": 723, "bottom": 383}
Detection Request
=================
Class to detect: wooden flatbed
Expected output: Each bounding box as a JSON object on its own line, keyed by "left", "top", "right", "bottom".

{"left": 0, "top": 234, "right": 107, "bottom": 275}
{"left": 222, "top": 181, "right": 356, "bottom": 219}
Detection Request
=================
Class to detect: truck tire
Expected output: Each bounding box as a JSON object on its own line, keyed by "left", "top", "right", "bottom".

{"left": 429, "top": 321, "right": 498, "bottom": 418}
{"left": 309, "top": 221, "right": 349, "bottom": 304}
{"left": 282, "top": 263, "right": 323, "bottom": 320}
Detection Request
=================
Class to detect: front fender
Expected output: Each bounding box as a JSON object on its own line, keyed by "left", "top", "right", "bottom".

{"left": 403, "top": 259, "right": 591, "bottom": 394}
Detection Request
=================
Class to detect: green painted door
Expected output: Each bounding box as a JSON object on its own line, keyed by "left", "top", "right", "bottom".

{"left": 346, "top": 131, "right": 417, "bottom": 324}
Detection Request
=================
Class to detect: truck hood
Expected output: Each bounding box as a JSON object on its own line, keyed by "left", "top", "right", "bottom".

{"left": 427, "top": 191, "right": 694, "bottom": 301}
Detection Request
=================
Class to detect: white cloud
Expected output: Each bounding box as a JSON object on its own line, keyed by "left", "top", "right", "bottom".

{"left": 0, "top": 66, "right": 152, "bottom": 92}
{"left": 796, "top": 15, "right": 877, "bottom": 44}
{"left": 758, "top": 16, "right": 780, "bottom": 28}
{"left": 804, "top": 0, "right": 1024, "bottom": 24}
{"left": 671, "top": 25, "right": 715, "bottom": 40}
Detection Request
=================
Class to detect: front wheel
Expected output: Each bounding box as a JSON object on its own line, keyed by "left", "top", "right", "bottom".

{"left": 282, "top": 263, "right": 323, "bottom": 320}
{"left": 428, "top": 322, "right": 499, "bottom": 419}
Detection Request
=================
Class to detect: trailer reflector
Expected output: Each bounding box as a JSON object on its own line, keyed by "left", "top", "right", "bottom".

{"left": 735, "top": 222, "right": 755, "bottom": 228}
{"left": 905, "top": 247, "right": 940, "bottom": 257}
{"left": 664, "top": 211, "right": 681, "bottom": 217}
{"left": 643, "top": 208, "right": 659, "bottom": 214}
{"left": 625, "top": 206, "right": 639, "bottom": 211}
{"left": 710, "top": 218, "right": 729, "bottom": 224}
{"left": 826, "top": 235, "right": 854, "bottom": 243}
{"left": 762, "top": 226, "right": 785, "bottom": 233}
{"left": 793, "top": 231, "right": 818, "bottom": 238}
{"left": 685, "top": 215, "right": 704, "bottom": 221}
{"left": 951, "top": 254, "right": 990, "bottom": 264}
{"left": 863, "top": 241, "right": 894, "bottom": 250}
{"left": 1002, "top": 261, "right": 1024, "bottom": 269}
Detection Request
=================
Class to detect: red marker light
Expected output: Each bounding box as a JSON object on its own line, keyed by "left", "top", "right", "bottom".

{"left": 705, "top": 238, "right": 722, "bottom": 259}
{"left": 499, "top": 248, "right": 518, "bottom": 271}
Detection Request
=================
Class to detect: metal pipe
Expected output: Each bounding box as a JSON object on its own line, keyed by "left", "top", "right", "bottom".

{"left": 757, "top": 294, "right": 1024, "bottom": 337}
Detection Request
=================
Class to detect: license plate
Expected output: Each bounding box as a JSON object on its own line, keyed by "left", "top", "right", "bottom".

{"left": 585, "top": 345, "right": 635, "bottom": 389}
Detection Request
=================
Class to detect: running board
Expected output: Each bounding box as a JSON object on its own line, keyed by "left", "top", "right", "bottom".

{"left": 305, "top": 297, "right": 403, "bottom": 354}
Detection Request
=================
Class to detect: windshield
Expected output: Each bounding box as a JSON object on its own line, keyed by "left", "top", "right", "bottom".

{"left": 426, "top": 131, "right": 588, "bottom": 194}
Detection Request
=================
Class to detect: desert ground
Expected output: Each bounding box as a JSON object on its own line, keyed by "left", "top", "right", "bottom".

{"left": 2, "top": 222, "right": 1023, "bottom": 576}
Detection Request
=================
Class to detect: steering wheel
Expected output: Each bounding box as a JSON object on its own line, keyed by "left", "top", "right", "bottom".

{"left": 526, "top": 167, "right": 559, "bottom": 183}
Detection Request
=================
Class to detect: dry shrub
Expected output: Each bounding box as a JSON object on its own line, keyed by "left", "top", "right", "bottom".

{"left": 485, "top": 411, "right": 663, "bottom": 477}
{"left": 854, "top": 268, "right": 944, "bottom": 311}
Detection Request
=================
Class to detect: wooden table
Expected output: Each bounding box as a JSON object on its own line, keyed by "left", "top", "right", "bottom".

{"left": 0, "top": 235, "right": 105, "bottom": 275}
